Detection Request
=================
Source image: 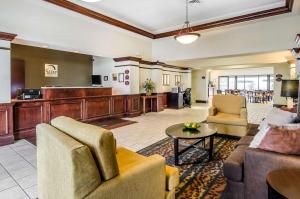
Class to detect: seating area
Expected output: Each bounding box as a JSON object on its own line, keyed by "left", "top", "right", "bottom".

{"left": 1, "top": 0, "right": 300, "bottom": 199}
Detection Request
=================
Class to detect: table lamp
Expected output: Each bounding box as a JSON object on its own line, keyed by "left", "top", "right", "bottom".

{"left": 281, "top": 80, "right": 299, "bottom": 108}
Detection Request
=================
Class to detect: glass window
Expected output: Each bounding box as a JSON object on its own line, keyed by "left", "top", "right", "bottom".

{"left": 229, "top": 76, "right": 236, "bottom": 90}
{"left": 245, "top": 76, "right": 258, "bottom": 90}
{"left": 270, "top": 75, "right": 274, "bottom": 90}
{"left": 219, "top": 76, "right": 228, "bottom": 91}
{"left": 237, "top": 76, "right": 245, "bottom": 90}
{"left": 175, "top": 75, "right": 181, "bottom": 86}
{"left": 163, "top": 74, "right": 170, "bottom": 86}
{"left": 259, "top": 76, "right": 268, "bottom": 90}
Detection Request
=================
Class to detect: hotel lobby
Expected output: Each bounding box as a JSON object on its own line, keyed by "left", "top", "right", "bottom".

{"left": 1, "top": 0, "right": 300, "bottom": 199}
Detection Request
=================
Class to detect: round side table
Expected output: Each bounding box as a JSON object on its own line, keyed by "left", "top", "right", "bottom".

{"left": 267, "top": 168, "right": 300, "bottom": 199}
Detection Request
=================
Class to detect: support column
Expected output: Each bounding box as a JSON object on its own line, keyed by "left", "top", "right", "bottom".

{"left": 0, "top": 32, "right": 17, "bottom": 146}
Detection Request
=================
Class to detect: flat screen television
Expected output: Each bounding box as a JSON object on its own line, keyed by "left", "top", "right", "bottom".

{"left": 92, "top": 75, "right": 102, "bottom": 85}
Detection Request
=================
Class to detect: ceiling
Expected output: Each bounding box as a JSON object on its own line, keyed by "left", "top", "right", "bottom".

{"left": 67, "top": 0, "right": 287, "bottom": 34}
{"left": 167, "top": 50, "right": 294, "bottom": 69}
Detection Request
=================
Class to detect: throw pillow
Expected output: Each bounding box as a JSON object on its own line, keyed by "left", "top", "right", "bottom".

{"left": 258, "top": 127, "right": 300, "bottom": 155}
{"left": 249, "top": 126, "right": 270, "bottom": 148}
{"left": 258, "top": 108, "right": 297, "bottom": 130}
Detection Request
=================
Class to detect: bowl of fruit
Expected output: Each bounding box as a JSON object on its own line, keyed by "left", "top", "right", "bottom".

{"left": 183, "top": 122, "right": 201, "bottom": 130}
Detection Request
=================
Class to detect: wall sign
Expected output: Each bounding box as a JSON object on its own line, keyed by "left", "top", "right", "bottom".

{"left": 45, "top": 64, "right": 58, "bottom": 77}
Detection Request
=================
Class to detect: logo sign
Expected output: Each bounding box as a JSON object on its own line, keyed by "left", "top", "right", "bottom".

{"left": 45, "top": 64, "right": 58, "bottom": 77}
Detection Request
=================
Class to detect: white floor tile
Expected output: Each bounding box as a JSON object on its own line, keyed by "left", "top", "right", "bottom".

{"left": 0, "top": 177, "right": 17, "bottom": 191}
{"left": 17, "top": 174, "right": 37, "bottom": 189}
{"left": 24, "top": 185, "right": 37, "bottom": 199}
{"left": 0, "top": 186, "right": 29, "bottom": 199}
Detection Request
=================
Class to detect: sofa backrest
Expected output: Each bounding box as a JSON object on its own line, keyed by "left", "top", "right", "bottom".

{"left": 51, "top": 116, "right": 119, "bottom": 181}
{"left": 37, "top": 123, "right": 101, "bottom": 199}
{"left": 213, "top": 95, "right": 246, "bottom": 115}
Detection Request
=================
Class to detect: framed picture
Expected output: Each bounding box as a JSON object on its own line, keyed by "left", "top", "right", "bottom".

{"left": 125, "top": 70, "right": 130, "bottom": 74}
{"left": 118, "top": 73, "right": 124, "bottom": 82}
{"left": 125, "top": 75, "right": 129, "bottom": 80}
{"left": 112, "top": 73, "right": 118, "bottom": 81}
{"left": 125, "top": 81, "right": 130, "bottom": 85}
{"left": 45, "top": 64, "right": 58, "bottom": 77}
{"left": 104, "top": 76, "right": 108, "bottom": 81}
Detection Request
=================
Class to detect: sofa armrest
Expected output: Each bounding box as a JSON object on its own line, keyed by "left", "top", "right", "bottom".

{"left": 240, "top": 108, "right": 247, "bottom": 119}
{"left": 209, "top": 106, "right": 217, "bottom": 116}
{"left": 244, "top": 148, "right": 300, "bottom": 199}
{"left": 87, "top": 154, "right": 166, "bottom": 199}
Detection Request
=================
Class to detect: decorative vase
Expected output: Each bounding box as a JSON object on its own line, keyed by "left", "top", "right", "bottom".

{"left": 146, "top": 91, "right": 152, "bottom": 96}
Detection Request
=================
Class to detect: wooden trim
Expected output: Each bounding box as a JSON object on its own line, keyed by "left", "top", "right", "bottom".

{"left": 0, "top": 32, "right": 17, "bottom": 41}
{"left": 0, "top": 47, "right": 10, "bottom": 50}
{"left": 114, "top": 57, "right": 191, "bottom": 70}
{"left": 155, "top": 0, "right": 294, "bottom": 39}
{"left": 43, "top": 0, "right": 154, "bottom": 39}
{"left": 43, "top": 0, "right": 293, "bottom": 39}
{"left": 115, "top": 64, "right": 191, "bottom": 74}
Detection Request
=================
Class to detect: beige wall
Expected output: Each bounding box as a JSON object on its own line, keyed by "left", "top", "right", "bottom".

{"left": 11, "top": 44, "right": 93, "bottom": 88}
{"left": 192, "top": 69, "right": 208, "bottom": 102}
{"left": 273, "top": 63, "right": 291, "bottom": 105}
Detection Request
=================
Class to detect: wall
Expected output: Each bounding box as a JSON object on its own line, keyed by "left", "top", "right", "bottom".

{"left": 210, "top": 67, "right": 274, "bottom": 89}
{"left": 192, "top": 69, "right": 209, "bottom": 102}
{"left": 152, "top": 15, "right": 300, "bottom": 61}
{"left": 11, "top": 44, "right": 93, "bottom": 88}
{"left": 273, "top": 63, "right": 291, "bottom": 105}
{"left": 0, "top": 41, "right": 11, "bottom": 103}
{"left": 0, "top": 0, "right": 152, "bottom": 60}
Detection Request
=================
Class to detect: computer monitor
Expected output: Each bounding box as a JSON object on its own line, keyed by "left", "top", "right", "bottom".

{"left": 92, "top": 75, "right": 102, "bottom": 85}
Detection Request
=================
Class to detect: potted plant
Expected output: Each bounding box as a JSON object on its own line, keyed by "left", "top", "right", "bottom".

{"left": 143, "top": 79, "right": 155, "bottom": 96}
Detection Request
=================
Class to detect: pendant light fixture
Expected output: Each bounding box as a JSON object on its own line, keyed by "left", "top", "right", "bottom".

{"left": 175, "top": 0, "right": 200, "bottom": 44}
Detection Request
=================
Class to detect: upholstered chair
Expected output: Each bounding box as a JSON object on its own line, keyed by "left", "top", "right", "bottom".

{"left": 207, "top": 95, "right": 248, "bottom": 137}
{"left": 37, "top": 116, "right": 179, "bottom": 199}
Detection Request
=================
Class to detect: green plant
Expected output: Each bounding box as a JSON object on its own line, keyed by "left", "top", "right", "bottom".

{"left": 143, "top": 79, "right": 155, "bottom": 93}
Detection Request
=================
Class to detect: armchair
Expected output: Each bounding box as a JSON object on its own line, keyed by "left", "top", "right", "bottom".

{"left": 207, "top": 95, "right": 248, "bottom": 137}
{"left": 37, "top": 116, "right": 179, "bottom": 199}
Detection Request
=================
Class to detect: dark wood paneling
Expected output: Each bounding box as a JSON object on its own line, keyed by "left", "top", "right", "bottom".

{"left": 43, "top": 0, "right": 154, "bottom": 39}
{"left": 42, "top": 0, "right": 293, "bottom": 39}
{"left": 111, "top": 96, "right": 126, "bottom": 116}
{"left": 0, "top": 104, "right": 14, "bottom": 146}
{"left": 14, "top": 102, "right": 43, "bottom": 139}
{"left": 162, "top": 93, "right": 169, "bottom": 107}
{"left": 11, "top": 59, "right": 25, "bottom": 99}
{"left": 85, "top": 97, "right": 111, "bottom": 119}
{"left": 127, "top": 94, "right": 141, "bottom": 116}
{"left": 42, "top": 87, "right": 112, "bottom": 100}
{"left": 0, "top": 32, "right": 17, "bottom": 41}
{"left": 46, "top": 100, "right": 83, "bottom": 121}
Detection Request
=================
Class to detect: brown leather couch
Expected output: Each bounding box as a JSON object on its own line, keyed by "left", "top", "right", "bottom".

{"left": 222, "top": 125, "right": 300, "bottom": 199}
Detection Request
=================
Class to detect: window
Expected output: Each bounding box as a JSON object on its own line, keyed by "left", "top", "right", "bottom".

{"left": 219, "top": 76, "right": 228, "bottom": 91}
{"left": 245, "top": 76, "right": 258, "bottom": 90}
{"left": 175, "top": 75, "right": 182, "bottom": 86}
{"left": 259, "top": 75, "right": 268, "bottom": 90}
{"left": 163, "top": 74, "right": 170, "bottom": 86}
{"left": 270, "top": 75, "right": 274, "bottom": 90}
{"left": 237, "top": 76, "right": 245, "bottom": 90}
{"left": 229, "top": 76, "right": 236, "bottom": 90}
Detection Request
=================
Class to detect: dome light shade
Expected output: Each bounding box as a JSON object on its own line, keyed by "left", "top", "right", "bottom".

{"left": 175, "top": 33, "right": 200, "bottom": 44}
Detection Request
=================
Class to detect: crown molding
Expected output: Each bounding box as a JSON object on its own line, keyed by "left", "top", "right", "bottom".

{"left": 44, "top": 0, "right": 293, "bottom": 39}
{"left": 0, "top": 32, "right": 17, "bottom": 41}
{"left": 114, "top": 57, "right": 191, "bottom": 70}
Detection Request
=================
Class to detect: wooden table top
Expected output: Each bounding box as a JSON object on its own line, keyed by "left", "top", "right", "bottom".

{"left": 267, "top": 169, "right": 300, "bottom": 199}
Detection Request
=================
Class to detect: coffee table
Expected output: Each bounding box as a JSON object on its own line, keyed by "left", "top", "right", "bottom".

{"left": 165, "top": 123, "right": 217, "bottom": 166}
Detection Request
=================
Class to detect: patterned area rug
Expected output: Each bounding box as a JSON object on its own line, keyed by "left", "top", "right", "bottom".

{"left": 138, "top": 136, "right": 238, "bottom": 199}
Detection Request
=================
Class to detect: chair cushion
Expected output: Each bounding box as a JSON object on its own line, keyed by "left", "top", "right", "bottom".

{"left": 207, "top": 112, "right": 247, "bottom": 126}
{"left": 235, "top": 136, "right": 253, "bottom": 148}
{"left": 51, "top": 116, "right": 119, "bottom": 181}
{"left": 213, "top": 95, "right": 246, "bottom": 115}
{"left": 224, "top": 145, "right": 248, "bottom": 182}
{"left": 166, "top": 166, "right": 179, "bottom": 191}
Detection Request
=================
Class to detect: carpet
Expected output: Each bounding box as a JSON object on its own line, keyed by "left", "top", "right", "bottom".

{"left": 138, "top": 135, "right": 238, "bottom": 199}
{"left": 89, "top": 118, "right": 137, "bottom": 130}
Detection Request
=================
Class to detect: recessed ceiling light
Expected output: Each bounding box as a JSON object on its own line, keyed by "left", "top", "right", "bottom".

{"left": 81, "top": 0, "right": 102, "bottom": 2}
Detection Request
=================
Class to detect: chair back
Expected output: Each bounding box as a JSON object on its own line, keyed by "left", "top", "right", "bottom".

{"left": 213, "top": 95, "right": 246, "bottom": 115}
{"left": 51, "top": 116, "right": 119, "bottom": 181}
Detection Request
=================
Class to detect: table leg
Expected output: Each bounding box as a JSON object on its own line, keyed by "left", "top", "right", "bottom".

{"left": 151, "top": 98, "right": 153, "bottom": 112}
{"left": 174, "top": 138, "right": 179, "bottom": 166}
{"left": 143, "top": 98, "right": 146, "bottom": 114}
{"left": 209, "top": 135, "right": 214, "bottom": 161}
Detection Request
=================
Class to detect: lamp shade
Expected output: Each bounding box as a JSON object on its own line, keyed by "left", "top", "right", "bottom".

{"left": 281, "top": 80, "right": 299, "bottom": 98}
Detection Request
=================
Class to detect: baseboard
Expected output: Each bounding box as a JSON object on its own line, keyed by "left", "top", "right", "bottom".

{"left": 195, "top": 100, "right": 208, "bottom": 103}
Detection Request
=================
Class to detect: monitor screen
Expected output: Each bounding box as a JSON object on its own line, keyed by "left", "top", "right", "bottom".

{"left": 92, "top": 75, "right": 102, "bottom": 85}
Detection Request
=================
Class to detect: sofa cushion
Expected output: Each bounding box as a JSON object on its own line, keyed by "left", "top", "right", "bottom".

{"left": 166, "top": 166, "right": 179, "bottom": 191}
{"left": 207, "top": 112, "right": 247, "bottom": 126}
{"left": 51, "top": 116, "right": 119, "bottom": 181}
{"left": 224, "top": 145, "right": 248, "bottom": 182}
{"left": 235, "top": 136, "right": 254, "bottom": 148}
{"left": 212, "top": 95, "right": 246, "bottom": 115}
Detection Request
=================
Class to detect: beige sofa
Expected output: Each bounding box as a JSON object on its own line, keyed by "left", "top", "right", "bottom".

{"left": 207, "top": 95, "right": 248, "bottom": 137}
{"left": 37, "top": 116, "right": 179, "bottom": 199}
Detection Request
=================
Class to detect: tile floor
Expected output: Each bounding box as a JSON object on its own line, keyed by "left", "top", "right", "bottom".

{"left": 0, "top": 102, "right": 272, "bottom": 199}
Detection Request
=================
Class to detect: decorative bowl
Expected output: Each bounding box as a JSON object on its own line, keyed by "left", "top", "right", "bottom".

{"left": 183, "top": 122, "right": 201, "bottom": 130}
